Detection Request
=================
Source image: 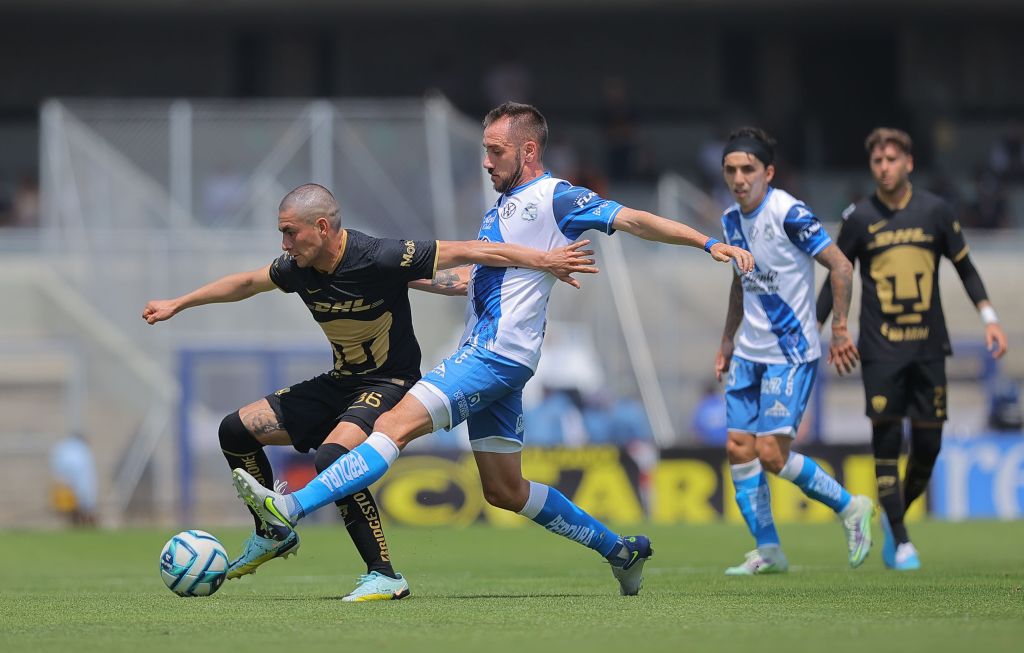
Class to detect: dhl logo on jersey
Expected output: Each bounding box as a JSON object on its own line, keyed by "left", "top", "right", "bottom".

{"left": 310, "top": 298, "right": 384, "bottom": 313}
{"left": 866, "top": 227, "right": 934, "bottom": 250}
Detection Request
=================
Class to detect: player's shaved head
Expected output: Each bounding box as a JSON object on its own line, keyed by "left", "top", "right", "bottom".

{"left": 483, "top": 102, "right": 548, "bottom": 154}
{"left": 279, "top": 183, "right": 340, "bottom": 229}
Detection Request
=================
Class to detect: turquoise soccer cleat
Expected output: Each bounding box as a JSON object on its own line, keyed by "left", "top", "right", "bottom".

{"left": 891, "top": 542, "right": 921, "bottom": 571}
{"left": 881, "top": 509, "right": 897, "bottom": 568}
{"left": 842, "top": 495, "right": 874, "bottom": 568}
{"left": 725, "top": 547, "right": 789, "bottom": 576}
{"left": 609, "top": 535, "right": 653, "bottom": 596}
{"left": 342, "top": 571, "right": 411, "bottom": 602}
{"left": 226, "top": 529, "right": 300, "bottom": 580}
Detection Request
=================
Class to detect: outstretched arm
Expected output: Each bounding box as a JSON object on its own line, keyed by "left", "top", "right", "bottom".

{"left": 954, "top": 255, "right": 1008, "bottom": 359}
{"left": 435, "top": 239, "right": 598, "bottom": 289}
{"left": 409, "top": 266, "right": 470, "bottom": 296}
{"left": 142, "top": 264, "right": 276, "bottom": 324}
{"left": 715, "top": 273, "right": 745, "bottom": 383}
{"left": 612, "top": 207, "right": 755, "bottom": 273}
{"left": 815, "top": 244, "right": 859, "bottom": 375}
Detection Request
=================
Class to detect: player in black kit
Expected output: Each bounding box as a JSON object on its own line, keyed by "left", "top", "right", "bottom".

{"left": 142, "top": 183, "right": 595, "bottom": 600}
{"left": 817, "top": 128, "right": 1008, "bottom": 570}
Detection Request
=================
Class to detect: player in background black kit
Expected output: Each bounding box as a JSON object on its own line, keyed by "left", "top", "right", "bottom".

{"left": 142, "top": 183, "right": 596, "bottom": 600}
{"left": 817, "top": 128, "right": 1008, "bottom": 570}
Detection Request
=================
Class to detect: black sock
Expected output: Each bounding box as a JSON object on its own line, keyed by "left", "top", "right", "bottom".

{"left": 872, "top": 419, "right": 909, "bottom": 545}
{"left": 315, "top": 443, "right": 397, "bottom": 578}
{"left": 905, "top": 423, "right": 942, "bottom": 510}
{"left": 219, "top": 412, "right": 277, "bottom": 538}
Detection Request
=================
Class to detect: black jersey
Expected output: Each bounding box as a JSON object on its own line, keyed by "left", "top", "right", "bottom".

{"left": 833, "top": 187, "right": 969, "bottom": 362}
{"left": 270, "top": 229, "right": 439, "bottom": 382}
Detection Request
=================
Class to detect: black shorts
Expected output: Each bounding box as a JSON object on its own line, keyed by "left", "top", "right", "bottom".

{"left": 861, "top": 359, "right": 947, "bottom": 422}
{"left": 265, "top": 373, "right": 413, "bottom": 453}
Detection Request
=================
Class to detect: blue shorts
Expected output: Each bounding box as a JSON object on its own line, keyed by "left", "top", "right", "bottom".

{"left": 724, "top": 356, "right": 817, "bottom": 437}
{"left": 408, "top": 344, "right": 534, "bottom": 453}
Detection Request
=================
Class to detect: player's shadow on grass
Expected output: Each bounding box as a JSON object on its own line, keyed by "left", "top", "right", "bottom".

{"left": 311, "top": 593, "right": 584, "bottom": 600}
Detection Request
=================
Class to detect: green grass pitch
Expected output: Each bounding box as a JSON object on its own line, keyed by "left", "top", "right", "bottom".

{"left": 1, "top": 520, "right": 1021, "bottom": 653}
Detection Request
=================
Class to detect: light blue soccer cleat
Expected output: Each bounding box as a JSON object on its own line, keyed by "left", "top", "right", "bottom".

{"left": 609, "top": 535, "right": 653, "bottom": 596}
{"left": 233, "top": 468, "right": 298, "bottom": 532}
{"left": 842, "top": 495, "right": 874, "bottom": 568}
{"left": 226, "top": 529, "right": 300, "bottom": 579}
{"left": 880, "top": 509, "right": 897, "bottom": 568}
{"left": 725, "top": 547, "right": 789, "bottom": 576}
{"left": 342, "top": 571, "right": 411, "bottom": 602}
{"left": 880, "top": 510, "right": 921, "bottom": 571}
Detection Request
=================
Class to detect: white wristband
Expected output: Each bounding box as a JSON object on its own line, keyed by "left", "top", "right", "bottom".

{"left": 980, "top": 305, "right": 999, "bottom": 326}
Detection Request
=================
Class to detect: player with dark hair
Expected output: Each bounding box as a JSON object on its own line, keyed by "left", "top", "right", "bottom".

{"left": 142, "top": 182, "right": 596, "bottom": 600}
{"left": 715, "top": 127, "right": 873, "bottom": 575}
{"left": 232, "top": 102, "right": 755, "bottom": 596}
{"left": 817, "top": 128, "right": 1008, "bottom": 570}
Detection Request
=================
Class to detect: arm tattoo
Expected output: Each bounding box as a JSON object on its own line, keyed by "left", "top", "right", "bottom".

{"left": 431, "top": 269, "right": 461, "bottom": 288}
{"left": 722, "top": 274, "right": 744, "bottom": 340}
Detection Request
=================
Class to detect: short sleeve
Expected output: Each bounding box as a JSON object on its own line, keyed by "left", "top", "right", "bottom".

{"left": 373, "top": 238, "right": 439, "bottom": 281}
{"left": 783, "top": 204, "right": 832, "bottom": 256}
{"left": 937, "top": 201, "right": 969, "bottom": 263}
{"left": 551, "top": 181, "right": 623, "bottom": 240}
{"left": 269, "top": 254, "right": 299, "bottom": 293}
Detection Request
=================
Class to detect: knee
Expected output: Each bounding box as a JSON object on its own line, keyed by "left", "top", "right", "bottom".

{"left": 481, "top": 480, "right": 529, "bottom": 512}
{"left": 872, "top": 419, "right": 904, "bottom": 457}
{"left": 219, "top": 411, "right": 257, "bottom": 450}
{"left": 754, "top": 439, "right": 788, "bottom": 474}
{"left": 314, "top": 442, "right": 348, "bottom": 473}
{"left": 726, "top": 434, "right": 755, "bottom": 464}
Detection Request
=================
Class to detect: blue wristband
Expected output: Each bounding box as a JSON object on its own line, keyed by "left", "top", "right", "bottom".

{"left": 704, "top": 238, "right": 720, "bottom": 253}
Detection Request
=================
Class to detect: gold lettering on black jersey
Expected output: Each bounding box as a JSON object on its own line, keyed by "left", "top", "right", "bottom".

{"left": 401, "top": 240, "right": 416, "bottom": 267}
{"left": 311, "top": 298, "right": 384, "bottom": 313}
{"left": 319, "top": 312, "right": 393, "bottom": 375}
{"left": 866, "top": 228, "right": 933, "bottom": 250}
{"left": 870, "top": 245, "right": 935, "bottom": 326}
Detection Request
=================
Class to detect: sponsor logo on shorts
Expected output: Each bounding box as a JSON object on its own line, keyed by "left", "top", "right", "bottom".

{"left": 431, "top": 361, "right": 447, "bottom": 378}
{"left": 544, "top": 514, "right": 595, "bottom": 546}
{"left": 317, "top": 452, "right": 370, "bottom": 492}
{"left": 765, "top": 400, "right": 791, "bottom": 418}
{"left": 515, "top": 414, "right": 525, "bottom": 435}
{"left": 761, "top": 377, "right": 782, "bottom": 395}
{"left": 468, "top": 393, "right": 481, "bottom": 406}
{"left": 871, "top": 395, "right": 888, "bottom": 413}
{"left": 452, "top": 389, "right": 470, "bottom": 422}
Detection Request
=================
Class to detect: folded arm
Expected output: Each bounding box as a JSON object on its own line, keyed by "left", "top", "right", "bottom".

{"left": 142, "top": 264, "right": 276, "bottom": 324}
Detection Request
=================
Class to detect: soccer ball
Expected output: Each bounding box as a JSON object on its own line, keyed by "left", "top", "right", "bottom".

{"left": 159, "top": 530, "right": 229, "bottom": 597}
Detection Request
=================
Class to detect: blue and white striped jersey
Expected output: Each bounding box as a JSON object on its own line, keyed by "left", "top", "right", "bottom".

{"left": 722, "top": 187, "right": 832, "bottom": 365}
{"left": 461, "top": 172, "right": 622, "bottom": 371}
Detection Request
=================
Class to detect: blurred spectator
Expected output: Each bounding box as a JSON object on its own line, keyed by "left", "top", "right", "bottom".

{"left": 545, "top": 136, "right": 579, "bottom": 180}
{"left": 928, "top": 169, "right": 963, "bottom": 212}
{"left": 988, "top": 378, "right": 1023, "bottom": 432}
{"left": 49, "top": 433, "right": 98, "bottom": 527}
{"left": 525, "top": 386, "right": 588, "bottom": 447}
{"left": 989, "top": 122, "right": 1024, "bottom": 182}
{"left": 691, "top": 380, "right": 727, "bottom": 446}
{"left": 3, "top": 175, "right": 40, "bottom": 228}
{"left": 598, "top": 76, "right": 638, "bottom": 181}
{"left": 482, "top": 58, "right": 533, "bottom": 107}
{"left": 965, "top": 167, "right": 1010, "bottom": 230}
{"left": 566, "top": 148, "right": 609, "bottom": 197}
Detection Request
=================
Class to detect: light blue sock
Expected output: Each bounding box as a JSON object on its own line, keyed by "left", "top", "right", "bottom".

{"left": 289, "top": 433, "right": 400, "bottom": 518}
{"left": 778, "top": 451, "right": 851, "bottom": 513}
{"left": 731, "top": 459, "right": 780, "bottom": 547}
{"left": 518, "top": 481, "right": 621, "bottom": 558}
